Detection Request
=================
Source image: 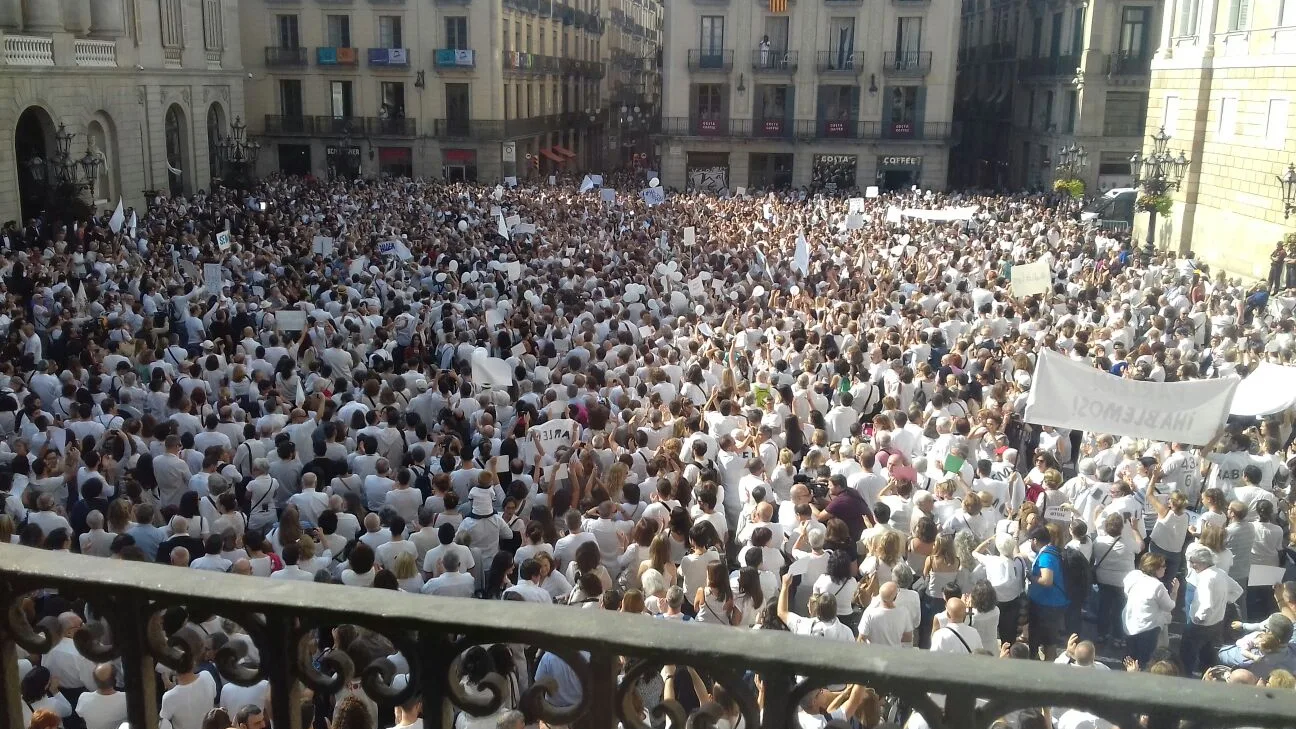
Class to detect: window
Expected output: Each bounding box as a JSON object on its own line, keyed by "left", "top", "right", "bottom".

{"left": 1218, "top": 96, "right": 1238, "bottom": 139}
{"left": 763, "top": 16, "right": 789, "bottom": 51}
{"left": 1064, "top": 89, "right": 1078, "bottom": 133}
{"left": 379, "top": 16, "right": 403, "bottom": 48}
{"left": 160, "top": 0, "right": 184, "bottom": 48}
{"left": 1163, "top": 94, "right": 1180, "bottom": 136}
{"left": 202, "top": 0, "right": 223, "bottom": 51}
{"left": 896, "top": 17, "right": 922, "bottom": 54}
{"left": 279, "top": 80, "right": 303, "bottom": 118}
{"left": 891, "top": 86, "right": 918, "bottom": 124}
{"left": 1070, "top": 6, "right": 1084, "bottom": 55}
{"left": 821, "top": 85, "right": 855, "bottom": 121}
{"left": 696, "top": 84, "right": 723, "bottom": 118}
{"left": 446, "top": 17, "right": 469, "bottom": 50}
{"left": 1178, "top": 0, "right": 1200, "bottom": 36}
{"left": 327, "top": 15, "right": 351, "bottom": 48}
{"left": 380, "top": 82, "right": 405, "bottom": 119}
{"left": 700, "top": 16, "right": 724, "bottom": 52}
{"left": 277, "top": 15, "right": 299, "bottom": 49}
{"left": 1268, "top": 99, "right": 1290, "bottom": 146}
{"left": 1031, "top": 17, "right": 1042, "bottom": 57}
{"left": 331, "top": 80, "right": 354, "bottom": 118}
{"left": 1042, "top": 90, "right": 1054, "bottom": 130}
{"left": 1228, "top": 0, "right": 1250, "bottom": 31}
{"left": 1120, "top": 7, "right": 1150, "bottom": 57}
{"left": 502, "top": 20, "right": 509, "bottom": 52}
{"left": 756, "top": 85, "right": 788, "bottom": 119}
{"left": 1102, "top": 91, "right": 1148, "bottom": 136}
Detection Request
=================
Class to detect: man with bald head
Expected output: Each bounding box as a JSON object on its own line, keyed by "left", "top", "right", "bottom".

{"left": 1055, "top": 633, "right": 1109, "bottom": 669}
{"left": 76, "top": 664, "right": 127, "bottom": 729}
{"left": 858, "top": 582, "right": 911, "bottom": 646}
{"left": 169, "top": 546, "right": 191, "bottom": 567}
{"left": 45, "top": 612, "right": 96, "bottom": 691}
{"left": 930, "top": 598, "right": 984, "bottom": 654}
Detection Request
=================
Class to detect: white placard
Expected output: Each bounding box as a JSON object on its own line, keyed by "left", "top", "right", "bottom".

{"left": 513, "top": 223, "right": 537, "bottom": 236}
{"left": 1024, "top": 349, "right": 1240, "bottom": 446}
{"left": 216, "top": 231, "right": 232, "bottom": 251}
{"left": 688, "top": 277, "right": 705, "bottom": 297}
{"left": 505, "top": 214, "right": 521, "bottom": 230}
{"left": 641, "top": 187, "right": 666, "bottom": 206}
{"left": 505, "top": 261, "right": 522, "bottom": 281}
{"left": 525, "top": 418, "right": 578, "bottom": 462}
{"left": 312, "top": 236, "right": 333, "bottom": 256}
{"left": 845, "top": 213, "right": 865, "bottom": 231}
{"left": 601, "top": 188, "right": 616, "bottom": 203}
{"left": 792, "top": 232, "right": 809, "bottom": 276}
{"left": 684, "top": 227, "right": 696, "bottom": 245}
{"left": 548, "top": 175, "right": 557, "bottom": 186}
{"left": 865, "top": 186, "right": 880, "bottom": 198}
{"left": 471, "top": 355, "right": 514, "bottom": 390}
{"left": 276, "top": 310, "right": 308, "bottom": 333}
{"left": 505, "top": 176, "right": 518, "bottom": 188}
{"left": 638, "top": 325, "right": 654, "bottom": 340}
{"left": 900, "top": 205, "right": 980, "bottom": 222}
{"left": 735, "top": 187, "right": 747, "bottom": 198}
{"left": 848, "top": 198, "right": 866, "bottom": 213}
{"left": 1010, "top": 259, "right": 1052, "bottom": 297}
{"left": 203, "top": 263, "right": 223, "bottom": 294}
{"left": 1249, "top": 564, "right": 1287, "bottom": 587}
{"left": 885, "top": 206, "right": 903, "bottom": 224}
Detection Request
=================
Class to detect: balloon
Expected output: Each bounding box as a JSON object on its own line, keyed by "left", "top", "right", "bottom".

{"left": 448, "top": 260, "right": 459, "bottom": 271}
{"left": 752, "top": 285, "right": 766, "bottom": 298}
{"left": 695, "top": 305, "right": 705, "bottom": 316}
{"left": 650, "top": 177, "right": 660, "bottom": 188}
{"left": 790, "top": 285, "right": 800, "bottom": 296}
{"left": 457, "top": 220, "right": 468, "bottom": 232}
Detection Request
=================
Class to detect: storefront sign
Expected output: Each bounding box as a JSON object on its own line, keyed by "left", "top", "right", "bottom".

{"left": 879, "top": 155, "right": 922, "bottom": 168}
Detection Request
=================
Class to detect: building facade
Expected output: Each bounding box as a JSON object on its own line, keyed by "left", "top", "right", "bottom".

{"left": 952, "top": 0, "right": 1163, "bottom": 195}
{"left": 608, "top": 0, "right": 662, "bottom": 168}
{"left": 241, "top": 0, "right": 610, "bottom": 183}
{"left": 0, "top": 0, "right": 245, "bottom": 224}
{"left": 1146, "top": 0, "right": 1296, "bottom": 280}
{"left": 657, "top": 0, "right": 958, "bottom": 194}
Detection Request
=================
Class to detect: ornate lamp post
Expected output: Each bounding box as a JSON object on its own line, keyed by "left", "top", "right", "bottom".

{"left": 215, "top": 116, "right": 261, "bottom": 190}
{"left": 1276, "top": 163, "right": 1296, "bottom": 218}
{"left": 23, "top": 122, "right": 104, "bottom": 220}
{"left": 1053, "top": 143, "right": 1088, "bottom": 200}
{"left": 1130, "top": 126, "right": 1189, "bottom": 261}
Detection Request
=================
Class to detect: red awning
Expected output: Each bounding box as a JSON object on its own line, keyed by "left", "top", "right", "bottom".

{"left": 553, "top": 145, "right": 577, "bottom": 158}
{"left": 539, "top": 148, "right": 564, "bottom": 163}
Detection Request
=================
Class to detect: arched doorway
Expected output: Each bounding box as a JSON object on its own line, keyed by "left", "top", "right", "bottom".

{"left": 164, "top": 104, "right": 191, "bottom": 196}
{"left": 14, "top": 106, "right": 56, "bottom": 221}
{"left": 206, "top": 103, "right": 226, "bottom": 188}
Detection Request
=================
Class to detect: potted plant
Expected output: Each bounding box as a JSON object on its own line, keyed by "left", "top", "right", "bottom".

{"left": 1137, "top": 193, "right": 1173, "bottom": 216}
{"left": 1052, "top": 178, "right": 1085, "bottom": 200}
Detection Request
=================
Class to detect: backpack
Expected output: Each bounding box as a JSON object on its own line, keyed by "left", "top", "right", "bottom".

{"left": 411, "top": 464, "right": 432, "bottom": 500}
{"left": 1059, "top": 546, "right": 1091, "bottom": 606}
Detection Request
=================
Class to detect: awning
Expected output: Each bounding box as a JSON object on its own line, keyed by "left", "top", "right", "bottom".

{"left": 553, "top": 145, "right": 577, "bottom": 158}
{"left": 540, "top": 148, "right": 564, "bottom": 163}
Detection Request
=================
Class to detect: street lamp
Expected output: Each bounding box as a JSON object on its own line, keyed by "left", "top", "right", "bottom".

{"left": 216, "top": 116, "right": 261, "bottom": 190}
{"left": 1131, "top": 126, "right": 1190, "bottom": 261}
{"left": 1276, "top": 163, "right": 1296, "bottom": 218}
{"left": 1055, "top": 143, "right": 1088, "bottom": 181}
{"left": 24, "top": 123, "right": 104, "bottom": 219}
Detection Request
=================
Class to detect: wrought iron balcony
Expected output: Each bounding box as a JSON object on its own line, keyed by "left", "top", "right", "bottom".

{"left": 367, "top": 117, "right": 417, "bottom": 136}
{"left": 1, "top": 549, "right": 1292, "bottom": 729}
{"left": 433, "top": 118, "right": 507, "bottom": 139}
{"left": 264, "top": 46, "right": 307, "bottom": 66}
{"left": 656, "top": 117, "right": 955, "bottom": 141}
{"left": 884, "top": 50, "right": 932, "bottom": 75}
{"left": 263, "top": 114, "right": 317, "bottom": 135}
{"left": 687, "top": 48, "right": 733, "bottom": 71}
{"left": 1105, "top": 51, "right": 1151, "bottom": 76}
{"left": 816, "top": 50, "right": 864, "bottom": 73}
{"left": 751, "top": 49, "right": 798, "bottom": 73}
{"left": 316, "top": 115, "right": 365, "bottom": 135}
{"left": 1020, "top": 53, "right": 1080, "bottom": 78}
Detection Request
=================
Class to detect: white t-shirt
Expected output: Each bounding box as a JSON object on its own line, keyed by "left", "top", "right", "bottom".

{"left": 159, "top": 672, "right": 218, "bottom": 729}
{"left": 929, "top": 623, "right": 983, "bottom": 654}
{"left": 787, "top": 613, "right": 855, "bottom": 642}
{"left": 857, "top": 604, "right": 910, "bottom": 646}
{"left": 76, "top": 691, "right": 128, "bottom": 729}
{"left": 219, "top": 679, "right": 271, "bottom": 714}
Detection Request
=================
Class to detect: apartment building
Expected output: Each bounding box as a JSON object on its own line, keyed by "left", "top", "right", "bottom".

{"left": 608, "top": 0, "right": 663, "bottom": 167}
{"left": 242, "top": 0, "right": 608, "bottom": 182}
{"left": 952, "top": 0, "right": 1163, "bottom": 194}
{"left": 0, "top": 0, "right": 244, "bottom": 223}
{"left": 657, "top": 0, "right": 958, "bottom": 193}
{"left": 1146, "top": 0, "right": 1296, "bottom": 280}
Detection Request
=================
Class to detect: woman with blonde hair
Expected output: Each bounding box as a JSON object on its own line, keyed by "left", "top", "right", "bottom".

{"left": 391, "top": 552, "right": 424, "bottom": 593}
{"left": 603, "top": 462, "right": 629, "bottom": 503}
{"left": 770, "top": 449, "right": 796, "bottom": 498}
{"left": 637, "top": 533, "right": 678, "bottom": 589}
{"left": 861, "top": 530, "right": 903, "bottom": 586}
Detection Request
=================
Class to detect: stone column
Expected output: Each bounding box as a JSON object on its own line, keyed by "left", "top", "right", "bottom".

{"left": 21, "top": 0, "right": 64, "bottom": 32}
{"left": 1155, "top": 0, "right": 1176, "bottom": 59}
{"left": 88, "top": 0, "right": 124, "bottom": 37}
{"left": 61, "top": 0, "right": 89, "bottom": 34}
{"left": 0, "top": 0, "right": 22, "bottom": 31}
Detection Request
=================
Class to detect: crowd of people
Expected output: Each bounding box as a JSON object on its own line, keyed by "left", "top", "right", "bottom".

{"left": 3, "top": 169, "right": 1296, "bottom": 729}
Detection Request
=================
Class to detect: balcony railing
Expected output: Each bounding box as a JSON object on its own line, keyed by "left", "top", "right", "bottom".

{"left": 264, "top": 46, "right": 308, "bottom": 66}
{"left": 73, "top": 38, "right": 117, "bottom": 67}
{"left": 658, "top": 116, "right": 955, "bottom": 140}
{"left": 751, "top": 49, "right": 798, "bottom": 73}
{"left": 687, "top": 48, "right": 733, "bottom": 71}
{"left": 816, "top": 50, "right": 864, "bottom": 73}
{"left": 3, "top": 35, "right": 55, "bottom": 66}
{"left": 316, "top": 47, "right": 359, "bottom": 66}
{"left": 432, "top": 118, "right": 509, "bottom": 139}
{"left": 1020, "top": 53, "right": 1080, "bottom": 78}
{"left": 368, "top": 117, "right": 417, "bottom": 136}
{"left": 316, "top": 115, "right": 366, "bottom": 134}
{"left": 434, "top": 48, "right": 476, "bottom": 68}
{"left": 884, "top": 50, "right": 932, "bottom": 75}
{"left": 264, "top": 115, "right": 317, "bottom": 135}
{"left": 1105, "top": 51, "right": 1151, "bottom": 76}
{"left": 1, "top": 549, "right": 1292, "bottom": 729}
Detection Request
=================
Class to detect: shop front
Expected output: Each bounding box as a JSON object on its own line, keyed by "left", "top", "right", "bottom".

{"left": 877, "top": 155, "right": 922, "bottom": 192}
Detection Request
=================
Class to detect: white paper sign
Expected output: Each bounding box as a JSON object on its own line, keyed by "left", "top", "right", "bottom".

{"left": 684, "top": 226, "right": 696, "bottom": 245}
{"left": 312, "top": 236, "right": 334, "bottom": 256}
{"left": 641, "top": 187, "right": 666, "bottom": 206}
{"left": 1010, "top": 259, "right": 1052, "bottom": 297}
{"left": 505, "top": 176, "right": 518, "bottom": 188}
{"left": 848, "top": 198, "right": 866, "bottom": 213}
{"left": 601, "top": 188, "right": 616, "bottom": 203}
{"left": 203, "top": 264, "right": 223, "bottom": 294}
{"left": 505, "top": 214, "right": 521, "bottom": 230}
{"left": 845, "top": 213, "right": 865, "bottom": 231}
{"left": 1024, "top": 349, "right": 1240, "bottom": 445}
{"left": 471, "top": 355, "right": 514, "bottom": 390}
{"left": 493, "top": 185, "right": 505, "bottom": 201}
{"left": 885, "top": 207, "right": 903, "bottom": 224}
{"left": 276, "top": 310, "right": 308, "bottom": 333}
{"left": 865, "top": 186, "right": 880, "bottom": 199}
{"left": 792, "top": 232, "right": 809, "bottom": 276}
{"left": 688, "top": 277, "right": 705, "bottom": 297}
{"left": 549, "top": 175, "right": 557, "bottom": 186}
{"left": 735, "top": 187, "right": 747, "bottom": 198}
{"left": 527, "top": 418, "right": 578, "bottom": 461}
{"left": 505, "top": 261, "right": 522, "bottom": 281}
{"left": 216, "top": 231, "right": 232, "bottom": 251}
{"left": 513, "top": 223, "right": 537, "bottom": 236}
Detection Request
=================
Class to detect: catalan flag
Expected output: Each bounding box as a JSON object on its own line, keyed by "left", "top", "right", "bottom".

{"left": 770, "top": 0, "right": 787, "bottom": 12}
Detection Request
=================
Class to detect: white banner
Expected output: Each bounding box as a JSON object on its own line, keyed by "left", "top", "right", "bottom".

{"left": 793, "top": 232, "right": 809, "bottom": 276}
{"left": 1024, "top": 349, "right": 1239, "bottom": 445}
{"left": 203, "top": 263, "right": 223, "bottom": 294}
{"left": 885, "top": 206, "right": 903, "bottom": 224}
{"left": 275, "top": 310, "right": 307, "bottom": 333}
{"left": 1230, "top": 362, "right": 1296, "bottom": 417}
{"left": 524, "top": 418, "right": 578, "bottom": 462}
{"left": 471, "top": 355, "right": 514, "bottom": 390}
{"left": 684, "top": 226, "right": 696, "bottom": 245}
{"left": 900, "top": 205, "right": 980, "bottom": 222}
{"left": 1010, "top": 259, "right": 1052, "bottom": 297}
{"left": 601, "top": 188, "right": 616, "bottom": 203}
{"left": 848, "top": 198, "right": 866, "bottom": 213}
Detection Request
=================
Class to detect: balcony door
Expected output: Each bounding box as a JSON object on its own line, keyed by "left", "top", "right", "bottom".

{"left": 331, "top": 80, "right": 354, "bottom": 119}
{"left": 280, "top": 80, "right": 303, "bottom": 129}
{"left": 277, "top": 15, "right": 299, "bottom": 49}
{"left": 763, "top": 16, "right": 789, "bottom": 52}
{"left": 895, "top": 17, "right": 921, "bottom": 63}
{"left": 446, "top": 17, "right": 469, "bottom": 50}
{"left": 829, "top": 18, "right": 854, "bottom": 69}
{"left": 379, "top": 16, "right": 403, "bottom": 49}
{"left": 446, "top": 83, "right": 471, "bottom": 136}
{"left": 1120, "top": 7, "right": 1150, "bottom": 58}
{"left": 327, "top": 15, "right": 351, "bottom": 48}
{"left": 1049, "top": 11, "right": 1062, "bottom": 57}
{"left": 700, "top": 16, "right": 724, "bottom": 67}
{"left": 692, "top": 83, "right": 725, "bottom": 134}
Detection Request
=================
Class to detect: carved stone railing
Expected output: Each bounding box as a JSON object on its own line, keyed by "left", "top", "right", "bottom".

{"left": 74, "top": 38, "right": 118, "bottom": 67}
{"left": 2, "top": 548, "right": 1294, "bottom": 729}
{"left": 3, "top": 35, "right": 55, "bottom": 66}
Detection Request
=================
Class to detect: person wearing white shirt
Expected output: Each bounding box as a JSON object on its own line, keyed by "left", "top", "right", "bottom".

{"left": 1122, "top": 553, "right": 1179, "bottom": 666}
{"left": 158, "top": 664, "right": 218, "bottom": 729}
{"left": 858, "top": 583, "right": 912, "bottom": 646}
{"left": 76, "top": 664, "right": 128, "bottom": 729}
{"left": 287, "top": 474, "right": 330, "bottom": 526}
{"left": 777, "top": 573, "right": 855, "bottom": 641}
{"left": 421, "top": 551, "right": 477, "bottom": 597}
{"left": 929, "top": 598, "right": 983, "bottom": 654}
{"left": 269, "top": 545, "right": 317, "bottom": 581}
{"left": 375, "top": 516, "right": 418, "bottom": 571}
{"left": 45, "top": 614, "right": 97, "bottom": 691}
{"left": 1181, "top": 548, "right": 1244, "bottom": 675}
{"left": 503, "top": 559, "right": 555, "bottom": 603}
